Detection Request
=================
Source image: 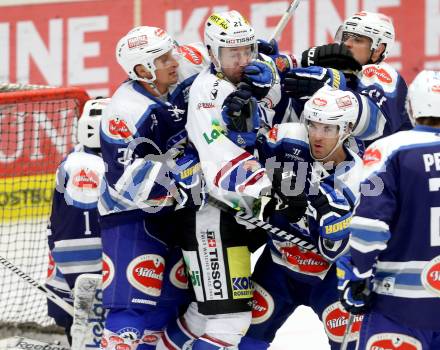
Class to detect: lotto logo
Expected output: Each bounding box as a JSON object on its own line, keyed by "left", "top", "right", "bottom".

{"left": 127, "top": 254, "right": 165, "bottom": 296}
{"left": 72, "top": 169, "right": 99, "bottom": 189}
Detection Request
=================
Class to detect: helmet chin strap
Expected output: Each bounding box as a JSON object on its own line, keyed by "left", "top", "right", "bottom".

{"left": 309, "top": 132, "right": 350, "bottom": 162}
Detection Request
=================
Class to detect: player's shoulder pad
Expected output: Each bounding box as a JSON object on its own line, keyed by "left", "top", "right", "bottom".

{"left": 57, "top": 149, "right": 106, "bottom": 206}
{"left": 177, "top": 42, "right": 210, "bottom": 78}
{"left": 359, "top": 62, "right": 400, "bottom": 93}
{"left": 361, "top": 129, "right": 436, "bottom": 178}
{"left": 266, "top": 122, "right": 308, "bottom": 144}
{"left": 191, "top": 67, "right": 235, "bottom": 107}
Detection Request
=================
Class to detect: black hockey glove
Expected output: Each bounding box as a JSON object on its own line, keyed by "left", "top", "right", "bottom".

{"left": 260, "top": 166, "right": 308, "bottom": 223}
{"left": 283, "top": 66, "right": 346, "bottom": 100}
{"left": 222, "top": 83, "right": 255, "bottom": 132}
{"left": 301, "top": 43, "right": 362, "bottom": 72}
{"left": 257, "top": 38, "right": 279, "bottom": 56}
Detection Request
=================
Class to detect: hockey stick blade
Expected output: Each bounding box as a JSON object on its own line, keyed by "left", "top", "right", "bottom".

{"left": 207, "top": 197, "right": 318, "bottom": 253}
{"left": 0, "top": 256, "right": 74, "bottom": 317}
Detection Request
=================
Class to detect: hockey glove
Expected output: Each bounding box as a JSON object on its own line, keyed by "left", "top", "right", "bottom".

{"left": 242, "top": 60, "right": 274, "bottom": 100}
{"left": 283, "top": 66, "right": 346, "bottom": 100}
{"left": 259, "top": 166, "right": 308, "bottom": 223}
{"left": 308, "top": 182, "right": 352, "bottom": 241}
{"left": 301, "top": 43, "right": 362, "bottom": 72}
{"left": 257, "top": 39, "right": 279, "bottom": 56}
{"left": 222, "top": 83, "right": 255, "bottom": 132}
{"left": 169, "top": 148, "right": 207, "bottom": 210}
{"left": 336, "top": 255, "right": 372, "bottom": 315}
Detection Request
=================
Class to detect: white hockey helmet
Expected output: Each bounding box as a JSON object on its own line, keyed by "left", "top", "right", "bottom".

{"left": 204, "top": 10, "right": 257, "bottom": 70}
{"left": 407, "top": 70, "right": 440, "bottom": 120}
{"left": 303, "top": 86, "right": 358, "bottom": 143}
{"left": 116, "top": 26, "right": 176, "bottom": 83}
{"left": 78, "top": 98, "right": 111, "bottom": 149}
{"left": 335, "top": 11, "right": 395, "bottom": 61}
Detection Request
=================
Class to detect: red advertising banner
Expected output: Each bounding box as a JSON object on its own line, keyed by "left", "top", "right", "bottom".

{"left": 0, "top": 0, "right": 438, "bottom": 95}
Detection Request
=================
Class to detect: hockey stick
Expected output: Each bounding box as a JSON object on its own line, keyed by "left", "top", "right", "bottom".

{"left": 340, "top": 313, "right": 355, "bottom": 350}
{"left": 0, "top": 256, "right": 74, "bottom": 317}
{"left": 207, "top": 196, "right": 318, "bottom": 252}
{"left": 269, "top": 0, "right": 302, "bottom": 41}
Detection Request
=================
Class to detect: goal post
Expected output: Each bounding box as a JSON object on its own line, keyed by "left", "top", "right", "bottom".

{"left": 0, "top": 84, "right": 90, "bottom": 330}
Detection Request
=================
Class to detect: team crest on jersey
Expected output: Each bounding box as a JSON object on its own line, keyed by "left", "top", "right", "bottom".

{"left": 47, "top": 253, "right": 56, "bottom": 280}
{"left": 274, "top": 241, "right": 331, "bottom": 275}
{"left": 102, "top": 327, "right": 141, "bottom": 350}
{"left": 421, "top": 255, "right": 440, "bottom": 296}
{"left": 127, "top": 254, "right": 165, "bottom": 296}
{"left": 251, "top": 283, "right": 274, "bottom": 324}
{"left": 363, "top": 147, "right": 382, "bottom": 166}
{"left": 366, "top": 332, "right": 422, "bottom": 350}
{"left": 170, "top": 258, "right": 188, "bottom": 289}
{"left": 363, "top": 66, "right": 393, "bottom": 84}
{"left": 322, "top": 302, "right": 363, "bottom": 343}
{"left": 102, "top": 253, "right": 115, "bottom": 289}
{"left": 72, "top": 168, "right": 99, "bottom": 189}
{"left": 275, "top": 56, "right": 289, "bottom": 72}
{"left": 109, "top": 118, "right": 132, "bottom": 139}
{"left": 178, "top": 45, "right": 203, "bottom": 65}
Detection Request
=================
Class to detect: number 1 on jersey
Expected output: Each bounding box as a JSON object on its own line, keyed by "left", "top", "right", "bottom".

{"left": 429, "top": 178, "right": 440, "bottom": 246}
{"left": 83, "top": 211, "right": 91, "bottom": 235}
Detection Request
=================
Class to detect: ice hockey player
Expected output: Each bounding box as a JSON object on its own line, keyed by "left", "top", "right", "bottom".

{"left": 238, "top": 86, "right": 363, "bottom": 350}
{"left": 46, "top": 97, "right": 109, "bottom": 344}
{"left": 98, "top": 26, "right": 209, "bottom": 350}
{"left": 155, "top": 9, "right": 308, "bottom": 350}
{"left": 336, "top": 70, "right": 440, "bottom": 349}
{"left": 284, "top": 11, "right": 412, "bottom": 145}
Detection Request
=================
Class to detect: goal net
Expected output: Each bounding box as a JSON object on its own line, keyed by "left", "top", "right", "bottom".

{"left": 0, "top": 84, "right": 89, "bottom": 331}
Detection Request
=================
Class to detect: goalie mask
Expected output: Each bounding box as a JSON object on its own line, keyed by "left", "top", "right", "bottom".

{"left": 335, "top": 11, "right": 395, "bottom": 62}
{"left": 407, "top": 70, "right": 440, "bottom": 121}
{"left": 204, "top": 10, "right": 257, "bottom": 70}
{"left": 302, "top": 86, "right": 358, "bottom": 161}
{"left": 116, "top": 26, "right": 177, "bottom": 83}
{"left": 77, "top": 97, "right": 110, "bottom": 149}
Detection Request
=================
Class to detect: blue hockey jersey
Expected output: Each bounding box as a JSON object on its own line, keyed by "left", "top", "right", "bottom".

{"left": 258, "top": 123, "right": 363, "bottom": 284}
{"left": 349, "top": 62, "right": 412, "bottom": 143}
{"left": 47, "top": 144, "right": 105, "bottom": 291}
{"left": 349, "top": 125, "right": 440, "bottom": 330}
{"left": 99, "top": 43, "right": 209, "bottom": 224}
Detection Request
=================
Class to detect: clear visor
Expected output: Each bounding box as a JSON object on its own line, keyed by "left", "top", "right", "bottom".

{"left": 153, "top": 47, "right": 181, "bottom": 70}
{"left": 335, "top": 28, "right": 373, "bottom": 49}
{"left": 305, "top": 120, "right": 340, "bottom": 138}
{"left": 218, "top": 43, "right": 257, "bottom": 69}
